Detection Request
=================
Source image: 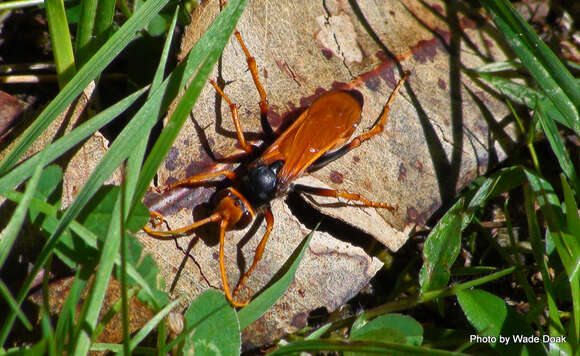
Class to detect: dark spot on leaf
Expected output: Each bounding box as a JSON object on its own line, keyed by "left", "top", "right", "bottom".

{"left": 363, "top": 178, "right": 372, "bottom": 191}
{"left": 379, "top": 62, "right": 396, "bottom": 87}
{"left": 164, "top": 146, "right": 179, "bottom": 171}
{"left": 413, "top": 159, "right": 424, "bottom": 173}
{"left": 398, "top": 163, "right": 406, "bottom": 182}
{"left": 165, "top": 176, "right": 178, "bottom": 186}
{"left": 364, "top": 75, "right": 380, "bottom": 91}
{"left": 483, "top": 35, "right": 494, "bottom": 49}
{"left": 331, "top": 81, "right": 351, "bottom": 91}
{"left": 406, "top": 206, "right": 428, "bottom": 226}
{"left": 410, "top": 38, "right": 439, "bottom": 63}
{"left": 299, "top": 87, "right": 328, "bottom": 107}
{"left": 353, "top": 155, "right": 360, "bottom": 163}
{"left": 0, "top": 90, "right": 23, "bottom": 137}
{"left": 460, "top": 17, "right": 477, "bottom": 29}
{"left": 290, "top": 312, "right": 308, "bottom": 329}
{"left": 438, "top": 78, "right": 447, "bottom": 90}
{"left": 185, "top": 148, "right": 215, "bottom": 177}
{"left": 321, "top": 47, "right": 333, "bottom": 59}
{"left": 297, "top": 288, "right": 305, "bottom": 297}
{"left": 267, "top": 108, "right": 283, "bottom": 131}
{"left": 431, "top": 4, "right": 443, "bottom": 14}
{"left": 376, "top": 50, "right": 388, "bottom": 62}
{"left": 435, "top": 28, "right": 451, "bottom": 46}
{"left": 329, "top": 170, "right": 344, "bottom": 184}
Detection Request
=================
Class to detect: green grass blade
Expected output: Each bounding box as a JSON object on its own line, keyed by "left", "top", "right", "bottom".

{"left": 560, "top": 177, "right": 580, "bottom": 281}
{"left": 269, "top": 339, "right": 467, "bottom": 355}
{"left": 123, "top": 6, "right": 179, "bottom": 216}
{"left": 13, "top": 82, "right": 167, "bottom": 347}
{"left": 0, "top": 154, "right": 44, "bottom": 269}
{"left": 112, "top": 298, "right": 181, "bottom": 355}
{"left": 0, "top": 280, "right": 32, "bottom": 331}
{"left": 560, "top": 177, "right": 580, "bottom": 346}
{"left": 71, "top": 191, "right": 122, "bottom": 355}
{"left": 481, "top": 0, "right": 580, "bottom": 134}
{"left": 477, "top": 73, "right": 571, "bottom": 129}
{"left": 0, "top": 87, "right": 147, "bottom": 192}
{"left": 74, "top": 0, "right": 98, "bottom": 66}
{"left": 93, "top": 0, "right": 116, "bottom": 43}
{"left": 2, "top": 190, "right": 157, "bottom": 303}
{"left": 45, "top": 0, "right": 76, "bottom": 86}
{"left": 0, "top": 0, "right": 44, "bottom": 10}
{"left": 0, "top": 192, "right": 154, "bottom": 347}
{"left": 473, "top": 60, "right": 521, "bottom": 73}
{"left": 131, "top": 0, "right": 248, "bottom": 210}
{"left": 238, "top": 227, "right": 315, "bottom": 330}
{"left": 523, "top": 184, "right": 570, "bottom": 353}
{"left": 524, "top": 170, "right": 574, "bottom": 275}
{"left": 363, "top": 267, "right": 516, "bottom": 321}
{"left": 54, "top": 272, "right": 85, "bottom": 354}
{"left": 0, "top": 0, "right": 170, "bottom": 175}
{"left": 536, "top": 100, "right": 580, "bottom": 192}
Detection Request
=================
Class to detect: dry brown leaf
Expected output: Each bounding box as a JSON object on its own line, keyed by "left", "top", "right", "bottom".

{"left": 137, "top": 0, "right": 514, "bottom": 346}
{"left": 0, "top": 81, "right": 122, "bottom": 207}
{"left": 0, "top": 90, "right": 25, "bottom": 141}
{"left": 0, "top": 83, "right": 94, "bottom": 168}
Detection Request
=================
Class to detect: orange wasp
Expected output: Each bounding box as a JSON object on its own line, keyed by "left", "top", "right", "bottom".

{"left": 144, "top": 30, "right": 409, "bottom": 307}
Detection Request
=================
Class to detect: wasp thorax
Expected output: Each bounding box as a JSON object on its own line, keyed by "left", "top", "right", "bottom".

{"left": 239, "top": 161, "right": 283, "bottom": 208}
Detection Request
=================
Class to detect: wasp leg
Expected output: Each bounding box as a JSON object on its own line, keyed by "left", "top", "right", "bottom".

{"left": 144, "top": 212, "right": 223, "bottom": 238}
{"left": 233, "top": 30, "right": 274, "bottom": 137}
{"left": 144, "top": 169, "right": 236, "bottom": 236}
{"left": 209, "top": 79, "right": 253, "bottom": 154}
{"left": 308, "top": 72, "right": 409, "bottom": 171}
{"left": 293, "top": 184, "right": 398, "bottom": 211}
{"left": 233, "top": 206, "right": 274, "bottom": 300}
{"left": 166, "top": 169, "right": 237, "bottom": 190}
{"left": 218, "top": 219, "right": 250, "bottom": 307}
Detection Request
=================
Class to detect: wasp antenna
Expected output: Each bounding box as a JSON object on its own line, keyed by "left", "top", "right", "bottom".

{"left": 144, "top": 212, "right": 222, "bottom": 239}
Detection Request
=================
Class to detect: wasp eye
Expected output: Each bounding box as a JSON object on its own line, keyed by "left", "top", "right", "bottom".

{"left": 234, "top": 200, "right": 241, "bottom": 207}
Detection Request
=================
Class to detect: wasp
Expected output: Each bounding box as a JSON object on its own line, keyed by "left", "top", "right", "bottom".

{"left": 144, "top": 29, "right": 409, "bottom": 307}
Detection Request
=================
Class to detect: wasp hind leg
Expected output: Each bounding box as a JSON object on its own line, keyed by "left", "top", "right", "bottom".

{"left": 293, "top": 184, "right": 398, "bottom": 212}
{"left": 232, "top": 206, "right": 274, "bottom": 302}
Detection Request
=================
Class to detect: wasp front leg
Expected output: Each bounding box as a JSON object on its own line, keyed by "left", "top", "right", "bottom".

{"left": 209, "top": 80, "right": 254, "bottom": 154}
{"left": 233, "top": 30, "right": 273, "bottom": 137}
{"left": 144, "top": 169, "right": 237, "bottom": 238}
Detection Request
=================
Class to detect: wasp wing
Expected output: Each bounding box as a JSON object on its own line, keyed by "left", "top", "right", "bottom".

{"left": 260, "top": 90, "right": 363, "bottom": 188}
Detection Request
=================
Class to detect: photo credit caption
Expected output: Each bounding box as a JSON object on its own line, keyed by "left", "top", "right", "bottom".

{"left": 470, "top": 334, "right": 567, "bottom": 345}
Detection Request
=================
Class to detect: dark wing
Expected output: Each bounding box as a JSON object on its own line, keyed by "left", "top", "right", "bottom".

{"left": 259, "top": 90, "right": 362, "bottom": 187}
